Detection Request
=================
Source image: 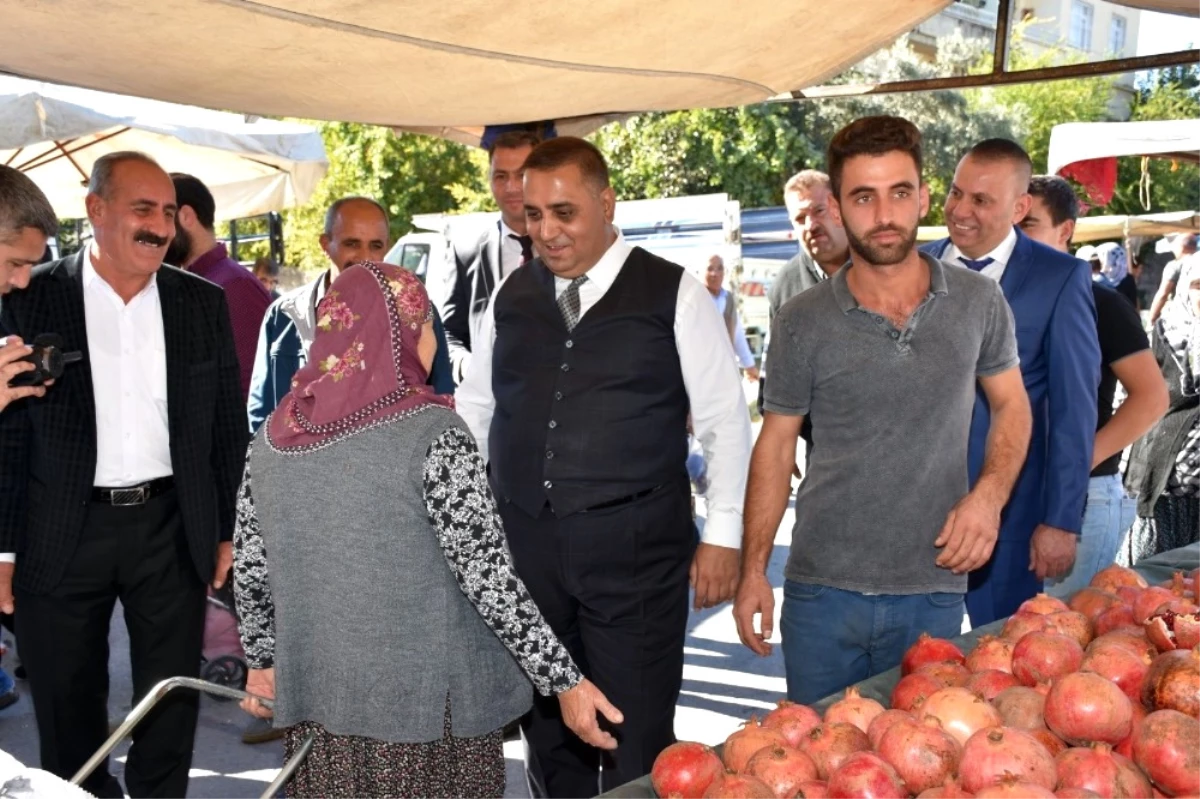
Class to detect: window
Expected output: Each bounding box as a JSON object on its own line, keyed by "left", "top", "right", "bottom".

{"left": 1069, "top": 0, "right": 1093, "bottom": 50}
{"left": 1109, "top": 15, "right": 1127, "bottom": 55}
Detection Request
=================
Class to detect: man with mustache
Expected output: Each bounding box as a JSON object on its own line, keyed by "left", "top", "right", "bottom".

{"left": 0, "top": 151, "right": 247, "bottom": 797}
{"left": 735, "top": 117, "right": 1032, "bottom": 704}
{"left": 923, "top": 140, "right": 1101, "bottom": 626}
{"left": 165, "top": 173, "right": 272, "bottom": 400}
{"left": 440, "top": 130, "right": 540, "bottom": 385}
{"left": 457, "top": 137, "right": 752, "bottom": 796}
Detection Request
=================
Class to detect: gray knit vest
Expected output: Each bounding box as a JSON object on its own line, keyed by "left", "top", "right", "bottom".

{"left": 249, "top": 406, "right": 533, "bottom": 743}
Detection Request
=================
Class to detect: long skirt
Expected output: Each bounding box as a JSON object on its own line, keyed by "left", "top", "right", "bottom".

{"left": 282, "top": 698, "right": 506, "bottom": 799}
{"left": 1116, "top": 493, "right": 1200, "bottom": 567}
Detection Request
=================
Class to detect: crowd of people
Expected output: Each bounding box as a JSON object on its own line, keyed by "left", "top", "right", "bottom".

{"left": 0, "top": 112, "right": 1194, "bottom": 799}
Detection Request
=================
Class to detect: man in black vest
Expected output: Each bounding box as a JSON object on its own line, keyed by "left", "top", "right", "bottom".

{"left": 457, "top": 137, "right": 752, "bottom": 797}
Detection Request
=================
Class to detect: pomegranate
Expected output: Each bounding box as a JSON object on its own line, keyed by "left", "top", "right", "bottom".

{"left": 1141, "top": 647, "right": 1200, "bottom": 718}
{"left": 1003, "top": 611, "right": 1053, "bottom": 642}
{"left": 1131, "top": 709, "right": 1200, "bottom": 798}
{"left": 1045, "top": 610, "right": 1095, "bottom": 649}
{"left": 903, "top": 633, "right": 967, "bottom": 675}
{"left": 917, "top": 778, "right": 976, "bottom": 798}
{"left": 867, "top": 709, "right": 913, "bottom": 750}
{"left": 823, "top": 686, "right": 885, "bottom": 735}
{"left": 891, "top": 672, "right": 946, "bottom": 713}
{"left": 973, "top": 777, "right": 1057, "bottom": 798}
{"left": 1031, "top": 728, "right": 1070, "bottom": 758}
{"left": 1167, "top": 571, "right": 1197, "bottom": 600}
{"left": 1021, "top": 593, "right": 1073, "bottom": 615}
{"left": 797, "top": 722, "right": 871, "bottom": 781}
{"left": 966, "top": 636, "right": 1015, "bottom": 674}
{"left": 992, "top": 685, "right": 1048, "bottom": 730}
{"left": 1117, "top": 586, "right": 1145, "bottom": 606}
{"left": 1071, "top": 588, "right": 1124, "bottom": 622}
{"left": 1056, "top": 790, "right": 1102, "bottom": 798}
{"left": 1091, "top": 630, "right": 1158, "bottom": 662}
{"left": 651, "top": 741, "right": 726, "bottom": 799}
{"left": 877, "top": 714, "right": 962, "bottom": 796}
{"left": 703, "top": 772, "right": 775, "bottom": 799}
{"left": 1146, "top": 608, "right": 1200, "bottom": 653}
{"left": 723, "top": 718, "right": 789, "bottom": 773}
{"left": 796, "top": 781, "right": 829, "bottom": 798}
{"left": 917, "top": 660, "right": 973, "bottom": 688}
{"left": 826, "top": 752, "right": 907, "bottom": 799}
{"left": 1136, "top": 588, "right": 1180, "bottom": 625}
{"left": 1045, "top": 672, "right": 1134, "bottom": 745}
{"left": 1081, "top": 640, "right": 1153, "bottom": 703}
{"left": 920, "top": 687, "right": 1004, "bottom": 746}
{"left": 744, "top": 745, "right": 821, "bottom": 799}
{"left": 1116, "top": 702, "right": 1149, "bottom": 759}
{"left": 965, "top": 669, "right": 1020, "bottom": 702}
{"left": 762, "top": 701, "right": 823, "bottom": 748}
{"left": 959, "top": 726, "right": 1057, "bottom": 793}
{"left": 1091, "top": 565, "right": 1149, "bottom": 593}
{"left": 1096, "top": 605, "right": 1138, "bottom": 637}
{"left": 1055, "top": 743, "right": 1153, "bottom": 799}
{"left": 1012, "top": 631, "right": 1085, "bottom": 686}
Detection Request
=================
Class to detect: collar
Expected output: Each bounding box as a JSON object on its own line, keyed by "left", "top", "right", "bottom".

{"left": 499, "top": 218, "right": 526, "bottom": 242}
{"left": 945, "top": 226, "right": 1019, "bottom": 270}
{"left": 186, "top": 243, "right": 231, "bottom": 278}
{"left": 554, "top": 226, "right": 631, "bottom": 292}
{"left": 83, "top": 246, "right": 158, "bottom": 299}
{"left": 831, "top": 252, "right": 948, "bottom": 314}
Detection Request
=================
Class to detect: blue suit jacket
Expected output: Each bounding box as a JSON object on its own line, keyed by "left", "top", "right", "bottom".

{"left": 922, "top": 230, "right": 1100, "bottom": 543}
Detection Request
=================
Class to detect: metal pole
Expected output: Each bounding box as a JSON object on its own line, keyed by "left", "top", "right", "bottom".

{"left": 993, "top": 0, "right": 1013, "bottom": 75}
{"left": 259, "top": 731, "right": 315, "bottom": 799}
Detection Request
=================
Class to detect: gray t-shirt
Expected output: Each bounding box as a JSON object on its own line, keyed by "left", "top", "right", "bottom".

{"left": 764, "top": 253, "right": 1019, "bottom": 595}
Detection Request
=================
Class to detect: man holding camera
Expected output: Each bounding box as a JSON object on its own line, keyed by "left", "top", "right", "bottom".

{"left": 0, "top": 152, "right": 247, "bottom": 798}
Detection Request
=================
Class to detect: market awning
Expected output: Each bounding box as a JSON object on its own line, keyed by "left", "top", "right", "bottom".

{"left": 0, "top": 0, "right": 956, "bottom": 127}
{"left": 0, "top": 76, "right": 329, "bottom": 220}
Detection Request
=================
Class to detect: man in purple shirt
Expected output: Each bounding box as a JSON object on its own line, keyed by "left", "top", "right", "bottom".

{"left": 166, "top": 174, "right": 272, "bottom": 399}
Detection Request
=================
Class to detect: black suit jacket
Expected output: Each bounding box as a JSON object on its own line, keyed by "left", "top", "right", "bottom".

{"left": 440, "top": 223, "right": 501, "bottom": 384}
{"left": 0, "top": 252, "right": 248, "bottom": 594}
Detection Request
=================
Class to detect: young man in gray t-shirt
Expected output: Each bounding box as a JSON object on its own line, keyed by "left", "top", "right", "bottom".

{"left": 733, "top": 116, "right": 1034, "bottom": 705}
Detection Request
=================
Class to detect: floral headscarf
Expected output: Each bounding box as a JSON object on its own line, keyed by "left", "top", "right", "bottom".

{"left": 1160, "top": 254, "right": 1200, "bottom": 399}
{"left": 267, "top": 262, "right": 453, "bottom": 453}
{"left": 1096, "top": 242, "right": 1128, "bottom": 286}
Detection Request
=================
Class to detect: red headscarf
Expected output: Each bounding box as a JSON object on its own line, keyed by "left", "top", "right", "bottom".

{"left": 266, "top": 262, "right": 454, "bottom": 453}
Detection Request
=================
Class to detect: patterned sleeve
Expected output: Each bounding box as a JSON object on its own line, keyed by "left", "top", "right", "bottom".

{"left": 423, "top": 427, "right": 583, "bottom": 697}
{"left": 232, "top": 446, "right": 276, "bottom": 670}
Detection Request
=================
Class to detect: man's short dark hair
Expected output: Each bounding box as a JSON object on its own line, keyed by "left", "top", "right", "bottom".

{"left": 1028, "top": 175, "right": 1080, "bottom": 226}
{"left": 253, "top": 256, "right": 280, "bottom": 277}
{"left": 323, "top": 196, "right": 389, "bottom": 237}
{"left": 88, "top": 151, "right": 163, "bottom": 199}
{"left": 522, "top": 137, "right": 610, "bottom": 190}
{"left": 827, "top": 116, "right": 923, "bottom": 199}
{"left": 0, "top": 165, "right": 58, "bottom": 244}
{"left": 966, "top": 138, "right": 1033, "bottom": 185}
{"left": 487, "top": 131, "right": 542, "bottom": 162}
{"left": 170, "top": 173, "right": 216, "bottom": 230}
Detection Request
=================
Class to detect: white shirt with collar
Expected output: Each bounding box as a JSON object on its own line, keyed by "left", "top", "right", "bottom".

{"left": 498, "top": 219, "right": 527, "bottom": 280}
{"left": 457, "top": 227, "right": 752, "bottom": 550}
{"left": 0, "top": 255, "right": 174, "bottom": 564}
{"left": 712, "top": 288, "right": 757, "bottom": 369}
{"left": 944, "top": 226, "right": 1019, "bottom": 283}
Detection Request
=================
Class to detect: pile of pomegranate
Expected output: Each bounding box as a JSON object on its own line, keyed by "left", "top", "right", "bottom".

{"left": 650, "top": 565, "right": 1200, "bottom": 798}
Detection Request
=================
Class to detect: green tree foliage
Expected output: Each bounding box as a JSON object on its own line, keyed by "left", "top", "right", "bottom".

{"left": 282, "top": 122, "right": 486, "bottom": 275}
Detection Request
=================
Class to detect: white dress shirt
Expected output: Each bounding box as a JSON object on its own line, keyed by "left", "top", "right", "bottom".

{"left": 457, "top": 228, "right": 753, "bottom": 549}
{"left": 84, "top": 253, "right": 173, "bottom": 487}
{"left": 713, "top": 289, "right": 757, "bottom": 369}
{"left": 498, "top": 219, "right": 527, "bottom": 280}
{"left": 944, "top": 227, "right": 1019, "bottom": 283}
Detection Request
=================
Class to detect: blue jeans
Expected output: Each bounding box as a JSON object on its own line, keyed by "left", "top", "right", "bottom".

{"left": 1045, "top": 474, "right": 1137, "bottom": 599}
{"left": 780, "top": 580, "right": 964, "bottom": 705}
{"left": 0, "top": 666, "right": 13, "bottom": 696}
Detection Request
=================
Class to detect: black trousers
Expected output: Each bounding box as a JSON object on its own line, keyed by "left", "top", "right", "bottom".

{"left": 499, "top": 478, "right": 695, "bottom": 798}
{"left": 15, "top": 489, "right": 206, "bottom": 798}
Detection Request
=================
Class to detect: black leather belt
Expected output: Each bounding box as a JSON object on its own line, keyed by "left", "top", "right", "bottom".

{"left": 91, "top": 476, "right": 175, "bottom": 506}
{"left": 580, "top": 484, "right": 663, "bottom": 513}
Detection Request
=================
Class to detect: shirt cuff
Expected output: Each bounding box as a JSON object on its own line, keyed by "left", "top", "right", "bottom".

{"left": 700, "top": 508, "right": 743, "bottom": 549}
{"left": 0, "top": 553, "right": 14, "bottom": 564}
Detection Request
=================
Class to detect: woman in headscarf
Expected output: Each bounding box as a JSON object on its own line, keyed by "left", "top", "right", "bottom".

{"left": 1121, "top": 253, "right": 1200, "bottom": 563}
{"left": 232, "top": 262, "right": 621, "bottom": 798}
{"left": 1096, "top": 241, "right": 1139, "bottom": 309}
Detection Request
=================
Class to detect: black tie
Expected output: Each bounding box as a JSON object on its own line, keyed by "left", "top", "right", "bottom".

{"left": 509, "top": 234, "right": 534, "bottom": 265}
{"left": 958, "top": 255, "right": 995, "bottom": 272}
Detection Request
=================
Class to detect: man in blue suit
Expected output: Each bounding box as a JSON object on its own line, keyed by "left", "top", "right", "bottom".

{"left": 922, "top": 139, "right": 1100, "bottom": 626}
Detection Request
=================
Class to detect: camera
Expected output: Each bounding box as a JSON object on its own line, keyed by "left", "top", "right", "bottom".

{"left": 2, "top": 334, "right": 83, "bottom": 387}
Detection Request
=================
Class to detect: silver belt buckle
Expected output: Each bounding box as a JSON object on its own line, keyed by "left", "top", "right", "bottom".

{"left": 111, "top": 486, "right": 147, "bottom": 506}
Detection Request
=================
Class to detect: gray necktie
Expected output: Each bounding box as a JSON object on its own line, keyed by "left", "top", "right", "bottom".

{"left": 558, "top": 275, "right": 588, "bottom": 332}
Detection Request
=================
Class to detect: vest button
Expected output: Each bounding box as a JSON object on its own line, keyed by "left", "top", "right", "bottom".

{"left": 565, "top": 340, "right": 574, "bottom": 349}
{"left": 561, "top": 363, "right": 570, "bottom": 372}
{"left": 543, "top": 480, "right": 553, "bottom": 489}
{"left": 548, "top": 420, "right": 557, "bottom": 429}
{"left": 554, "top": 392, "right": 563, "bottom": 401}
{"left": 546, "top": 450, "right": 555, "bottom": 459}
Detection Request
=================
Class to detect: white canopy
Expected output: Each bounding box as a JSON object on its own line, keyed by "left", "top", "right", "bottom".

{"left": 0, "top": 77, "right": 329, "bottom": 220}
{"left": 0, "top": 0, "right": 953, "bottom": 127}
{"left": 1047, "top": 119, "right": 1200, "bottom": 177}
{"left": 918, "top": 211, "right": 1200, "bottom": 243}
